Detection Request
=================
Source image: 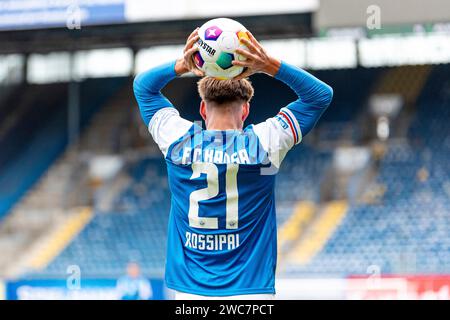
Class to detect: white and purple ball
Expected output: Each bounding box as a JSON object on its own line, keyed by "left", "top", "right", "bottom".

{"left": 193, "top": 18, "right": 249, "bottom": 80}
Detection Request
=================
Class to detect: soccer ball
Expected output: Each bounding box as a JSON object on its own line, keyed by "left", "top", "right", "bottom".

{"left": 193, "top": 18, "right": 249, "bottom": 80}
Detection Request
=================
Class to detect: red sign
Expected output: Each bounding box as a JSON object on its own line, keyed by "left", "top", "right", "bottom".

{"left": 346, "top": 275, "right": 450, "bottom": 300}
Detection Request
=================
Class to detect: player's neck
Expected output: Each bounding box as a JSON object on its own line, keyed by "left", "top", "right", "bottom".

{"left": 206, "top": 117, "right": 243, "bottom": 131}
{"left": 203, "top": 102, "right": 246, "bottom": 131}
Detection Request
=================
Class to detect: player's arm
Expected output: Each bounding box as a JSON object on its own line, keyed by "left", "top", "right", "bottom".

{"left": 133, "top": 29, "right": 203, "bottom": 155}
{"left": 272, "top": 62, "right": 333, "bottom": 139}
{"left": 133, "top": 60, "right": 177, "bottom": 126}
{"left": 233, "top": 32, "right": 333, "bottom": 140}
{"left": 133, "top": 28, "right": 203, "bottom": 126}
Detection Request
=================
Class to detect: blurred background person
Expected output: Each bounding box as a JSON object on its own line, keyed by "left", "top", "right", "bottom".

{"left": 116, "top": 262, "right": 152, "bottom": 300}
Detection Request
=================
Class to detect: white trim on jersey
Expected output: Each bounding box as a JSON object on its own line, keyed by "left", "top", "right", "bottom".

{"left": 149, "top": 106, "right": 302, "bottom": 168}
{"left": 148, "top": 107, "right": 193, "bottom": 157}
{"left": 278, "top": 107, "right": 302, "bottom": 145}
{"left": 174, "top": 290, "right": 275, "bottom": 300}
{"left": 253, "top": 107, "right": 302, "bottom": 168}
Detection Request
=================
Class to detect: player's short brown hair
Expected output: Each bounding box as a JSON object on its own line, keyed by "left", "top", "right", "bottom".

{"left": 197, "top": 77, "right": 254, "bottom": 105}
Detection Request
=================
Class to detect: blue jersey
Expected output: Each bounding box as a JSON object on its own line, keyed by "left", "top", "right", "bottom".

{"left": 149, "top": 107, "right": 302, "bottom": 296}
{"left": 133, "top": 60, "right": 333, "bottom": 296}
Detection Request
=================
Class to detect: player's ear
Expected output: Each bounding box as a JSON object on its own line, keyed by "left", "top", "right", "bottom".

{"left": 241, "top": 102, "right": 250, "bottom": 122}
{"left": 199, "top": 100, "right": 207, "bottom": 121}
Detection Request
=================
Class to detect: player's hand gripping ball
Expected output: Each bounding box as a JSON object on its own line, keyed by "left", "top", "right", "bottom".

{"left": 193, "top": 18, "right": 250, "bottom": 80}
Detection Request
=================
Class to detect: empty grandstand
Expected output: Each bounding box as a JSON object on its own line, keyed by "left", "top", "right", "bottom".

{"left": 0, "top": 0, "right": 449, "bottom": 301}
{"left": 0, "top": 63, "right": 447, "bottom": 284}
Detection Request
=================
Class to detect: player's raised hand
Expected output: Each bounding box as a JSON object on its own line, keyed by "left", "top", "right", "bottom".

{"left": 232, "top": 31, "right": 281, "bottom": 80}
{"left": 175, "top": 28, "right": 205, "bottom": 77}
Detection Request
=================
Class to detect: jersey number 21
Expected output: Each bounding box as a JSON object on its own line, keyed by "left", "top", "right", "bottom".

{"left": 188, "top": 163, "right": 239, "bottom": 230}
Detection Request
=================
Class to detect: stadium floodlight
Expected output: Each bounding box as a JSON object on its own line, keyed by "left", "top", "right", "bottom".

{"left": 74, "top": 48, "right": 133, "bottom": 79}
{"left": 27, "top": 52, "right": 71, "bottom": 84}
{"left": 359, "top": 33, "right": 450, "bottom": 67}
{"left": 306, "top": 37, "right": 357, "bottom": 69}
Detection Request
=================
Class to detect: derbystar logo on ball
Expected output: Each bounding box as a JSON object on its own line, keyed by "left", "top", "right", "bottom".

{"left": 197, "top": 38, "right": 216, "bottom": 57}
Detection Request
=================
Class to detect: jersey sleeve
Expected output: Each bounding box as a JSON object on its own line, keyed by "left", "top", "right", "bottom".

{"left": 133, "top": 60, "right": 193, "bottom": 157}
{"left": 149, "top": 107, "right": 193, "bottom": 157}
{"left": 274, "top": 61, "right": 333, "bottom": 137}
{"left": 253, "top": 61, "right": 333, "bottom": 168}
{"left": 252, "top": 107, "right": 302, "bottom": 168}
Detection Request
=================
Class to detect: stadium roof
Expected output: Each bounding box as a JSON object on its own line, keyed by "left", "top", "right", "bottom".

{"left": 0, "top": 13, "right": 311, "bottom": 55}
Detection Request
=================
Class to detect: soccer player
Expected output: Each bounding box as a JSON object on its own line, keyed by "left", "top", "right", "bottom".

{"left": 133, "top": 28, "right": 333, "bottom": 299}
{"left": 116, "top": 262, "right": 152, "bottom": 300}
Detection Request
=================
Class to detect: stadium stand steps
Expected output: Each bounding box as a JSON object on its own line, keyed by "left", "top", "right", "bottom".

{"left": 315, "top": 67, "right": 383, "bottom": 145}
{"left": 284, "top": 201, "right": 348, "bottom": 266}
{"left": 283, "top": 64, "right": 450, "bottom": 276}
{"left": 373, "top": 65, "right": 432, "bottom": 139}
{"left": 373, "top": 66, "right": 431, "bottom": 106}
{"left": 0, "top": 83, "right": 67, "bottom": 169}
{"left": 0, "top": 83, "right": 26, "bottom": 134}
{"left": 0, "top": 78, "right": 126, "bottom": 220}
{"left": 277, "top": 201, "right": 316, "bottom": 261}
{"left": 0, "top": 77, "right": 127, "bottom": 277}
